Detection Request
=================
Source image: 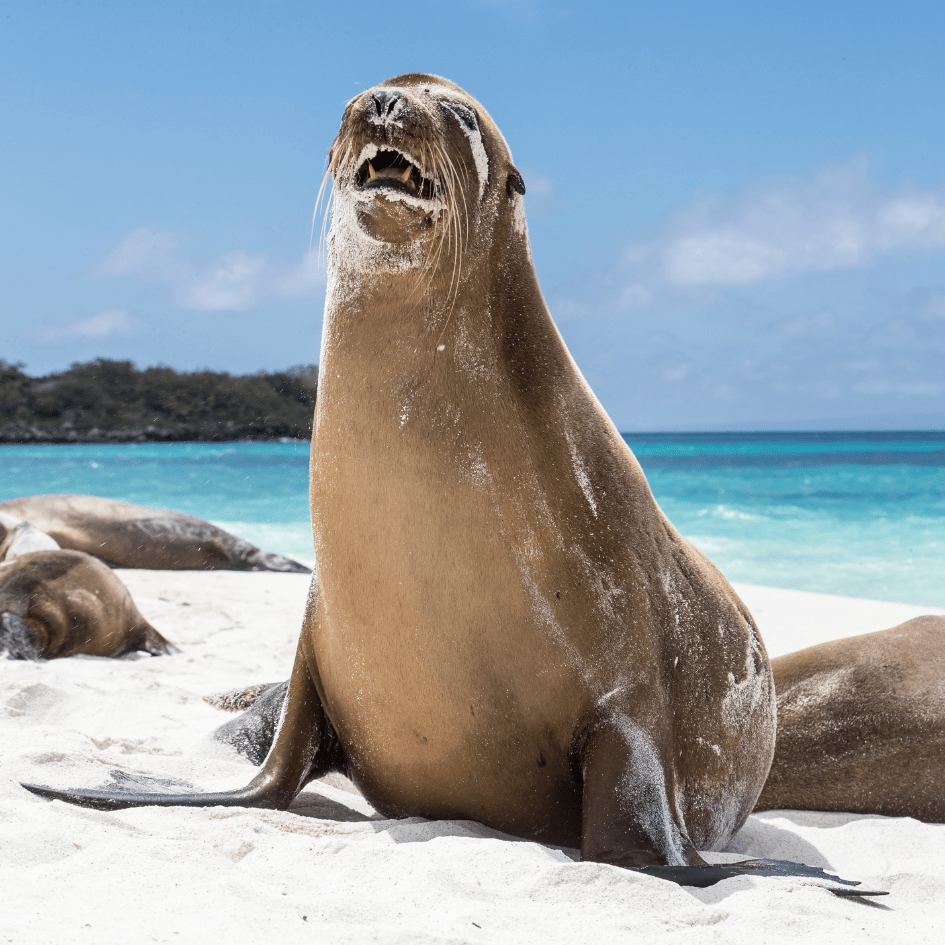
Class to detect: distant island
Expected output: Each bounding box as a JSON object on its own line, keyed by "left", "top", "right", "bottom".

{"left": 0, "top": 359, "right": 318, "bottom": 443}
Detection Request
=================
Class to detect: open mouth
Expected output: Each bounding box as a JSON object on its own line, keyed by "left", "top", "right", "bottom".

{"left": 355, "top": 148, "right": 436, "bottom": 200}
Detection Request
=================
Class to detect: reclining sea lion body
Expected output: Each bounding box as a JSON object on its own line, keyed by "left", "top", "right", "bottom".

{"left": 758, "top": 615, "right": 945, "bottom": 822}
{"left": 1, "top": 549, "right": 172, "bottom": 659}
{"left": 0, "top": 494, "right": 309, "bottom": 572}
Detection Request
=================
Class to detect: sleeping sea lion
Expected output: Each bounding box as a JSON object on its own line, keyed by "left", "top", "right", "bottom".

{"left": 0, "top": 549, "right": 173, "bottom": 659}
{"left": 21, "top": 75, "right": 876, "bottom": 894}
{"left": 756, "top": 615, "right": 945, "bottom": 822}
{"left": 0, "top": 494, "right": 309, "bottom": 572}
{"left": 0, "top": 512, "right": 60, "bottom": 560}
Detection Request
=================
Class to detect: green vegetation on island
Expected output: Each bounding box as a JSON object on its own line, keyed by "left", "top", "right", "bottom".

{"left": 0, "top": 359, "right": 318, "bottom": 443}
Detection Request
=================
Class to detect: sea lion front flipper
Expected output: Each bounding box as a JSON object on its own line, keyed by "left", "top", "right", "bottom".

{"left": 22, "top": 630, "right": 341, "bottom": 810}
{"left": 635, "top": 860, "right": 888, "bottom": 896}
{"left": 578, "top": 711, "right": 705, "bottom": 869}
{"left": 1, "top": 612, "right": 44, "bottom": 660}
{"left": 577, "top": 714, "right": 887, "bottom": 895}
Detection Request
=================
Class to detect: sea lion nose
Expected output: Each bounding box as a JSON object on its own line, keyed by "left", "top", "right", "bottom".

{"left": 370, "top": 89, "right": 402, "bottom": 122}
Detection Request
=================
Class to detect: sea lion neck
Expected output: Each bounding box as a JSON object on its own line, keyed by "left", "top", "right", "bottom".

{"left": 317, "top": 233, "right": 570, "bottom": 443}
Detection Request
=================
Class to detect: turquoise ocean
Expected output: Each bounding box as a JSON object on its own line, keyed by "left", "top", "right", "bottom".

{"left": 1, "top": 432, "right": 943, "bottom": 608}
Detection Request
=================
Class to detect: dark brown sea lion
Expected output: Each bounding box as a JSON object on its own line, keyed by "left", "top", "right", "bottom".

{"left": 756, "top": 615, "right": 945, "bottom": 822}
{"left": 22, "top": 75, "right": 875, "bottom": 894}
{"left": 0, "top": 494, "right": 309, "bottom": 572}
{"left": 0, "top": 549, "right": 173, "bottom": 659}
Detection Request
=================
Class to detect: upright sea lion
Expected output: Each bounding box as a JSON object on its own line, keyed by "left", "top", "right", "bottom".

{"left": 0, "top": 549, "right": 173, "bottom": 659}
{"left": 22, "top": 75, "right": 874, "bottom": 893}
{"left": 757, "top": 615, "right": 945, "bottom": 822}
{"left": 0, "top": 495, "right": 309, "bottom": 572}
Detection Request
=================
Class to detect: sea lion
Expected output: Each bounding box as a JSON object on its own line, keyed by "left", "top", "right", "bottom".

{"left": 218, "top": 615, "right": 945, "bottom": 823}
{"left": 0, "top": 512, "right": 61, "bottom": 560}
{"left": 0, "top": 549, "right": 173, "bottom": 659}
{"left": 756, "top": 615, "right": 945, "bottom": 822}
{"left": 0, "top": 494, "right": 309, "bottom": 572}
{"left": 22, "top": 75, "right": 874, "bottom": 894}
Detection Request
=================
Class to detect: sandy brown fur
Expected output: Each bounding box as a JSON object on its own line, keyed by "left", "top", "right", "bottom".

{"left": 0, "top": 495, "right": 308, "bottom": 572}
{"left": 21, "top": 76, "right": 779, "bottom": 875}
{"left": 757, "top": 615, "right": 945, "bottom": 821}
{"left": 0, "top": 549, "right": 172, "bottom": 659}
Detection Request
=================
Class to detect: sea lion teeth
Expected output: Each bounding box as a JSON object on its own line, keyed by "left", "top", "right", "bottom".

{"left": 368, "top": 161, "right": 377, "bottom": 180}
{"left": 399, "top": 165, "right": 412, "bottom": 183}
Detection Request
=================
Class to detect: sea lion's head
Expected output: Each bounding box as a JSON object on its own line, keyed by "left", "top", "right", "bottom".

{"left": 325, "top": 74, "right": 527, "bottom": 276}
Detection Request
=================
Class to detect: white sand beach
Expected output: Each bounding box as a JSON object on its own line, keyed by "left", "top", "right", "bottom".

{"left": 2, "top": 570, "right": 943, "bottom": 944}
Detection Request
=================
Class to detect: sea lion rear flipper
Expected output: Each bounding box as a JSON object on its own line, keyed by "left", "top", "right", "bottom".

{"left": 211, "top": 680, "right": 289, "bottom": 765}
{"left": 245, "top": 550, "right": 311, "bottom": 574}
{"left": 139, "top": 623, "right": 177, "bottom": 657}
{"left": 22, "top": 637, "right": 339, "bottom": 810}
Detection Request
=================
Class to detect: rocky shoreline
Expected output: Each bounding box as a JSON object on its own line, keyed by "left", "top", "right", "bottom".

{"left": 0, "top": 421, "right": 309, "bottom": 444}
{"left": 0, "top": 359, "right": 316, "bottom": 444}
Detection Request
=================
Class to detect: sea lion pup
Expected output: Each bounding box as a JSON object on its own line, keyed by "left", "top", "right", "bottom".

{"left": 0, "top": 549, "right": 173, "bottom": 659}
{"left": 0, "top": 494, "right": 309, "bottom": 572}
{"left": 756, "top": 615, "right": 945, "bottom": 822}
{"left": 22, "top": 75, "right": 873, "bottom": 894}
{"left": 0, "top": 512, "right": 61, "bottom": 561}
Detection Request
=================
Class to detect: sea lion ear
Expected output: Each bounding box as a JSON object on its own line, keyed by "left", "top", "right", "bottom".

{"left": 506, "top": 167, "right": 526, "bottom": 198}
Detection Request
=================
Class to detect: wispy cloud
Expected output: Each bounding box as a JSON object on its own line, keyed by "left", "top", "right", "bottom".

{"left": 34, "top": 309, "right": 136, "bottom": 344}
{"left": 548, "top": 160, "right": 945, "bottom": 427}
{"left": 96, "top": 229, "right": 325, "bottom": 312}
{"left": 576, "top": 160, "right": 945, "bottom": 318}
{"left": 658, "top": 161, "right": 945, "bottom": 286}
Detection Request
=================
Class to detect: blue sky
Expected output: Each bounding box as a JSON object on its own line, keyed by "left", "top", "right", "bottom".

{"left": 2, "top": 0, "right": 944, "bottom": 429}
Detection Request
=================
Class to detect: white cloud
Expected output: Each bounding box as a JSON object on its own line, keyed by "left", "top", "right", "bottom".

{"left": 97, "top": 229, "right": 326, "bottom": 312}
{"left": 595, "top": 161, "right": 945, "bottom": 313}
{"left": 34, "top": 309, "right": 135, "bottom": 344}
{"left": 658, "top": 160, "right": 945, "bottom": 286}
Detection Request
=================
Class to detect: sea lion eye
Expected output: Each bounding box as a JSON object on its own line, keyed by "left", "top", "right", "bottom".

{"left": 442, "top": 101, "right": 478, "bottom": 132}
{"left": 506, "top": 167, "right": 526, "bottom": 197}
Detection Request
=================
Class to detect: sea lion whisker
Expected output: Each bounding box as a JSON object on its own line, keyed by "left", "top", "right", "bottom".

{"left": 313, "top": 166, "right": 334, "bottom": 267}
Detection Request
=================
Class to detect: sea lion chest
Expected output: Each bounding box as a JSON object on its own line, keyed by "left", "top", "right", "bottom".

{"left": 307, "top": 347, "right": 659, "bottom": 826}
